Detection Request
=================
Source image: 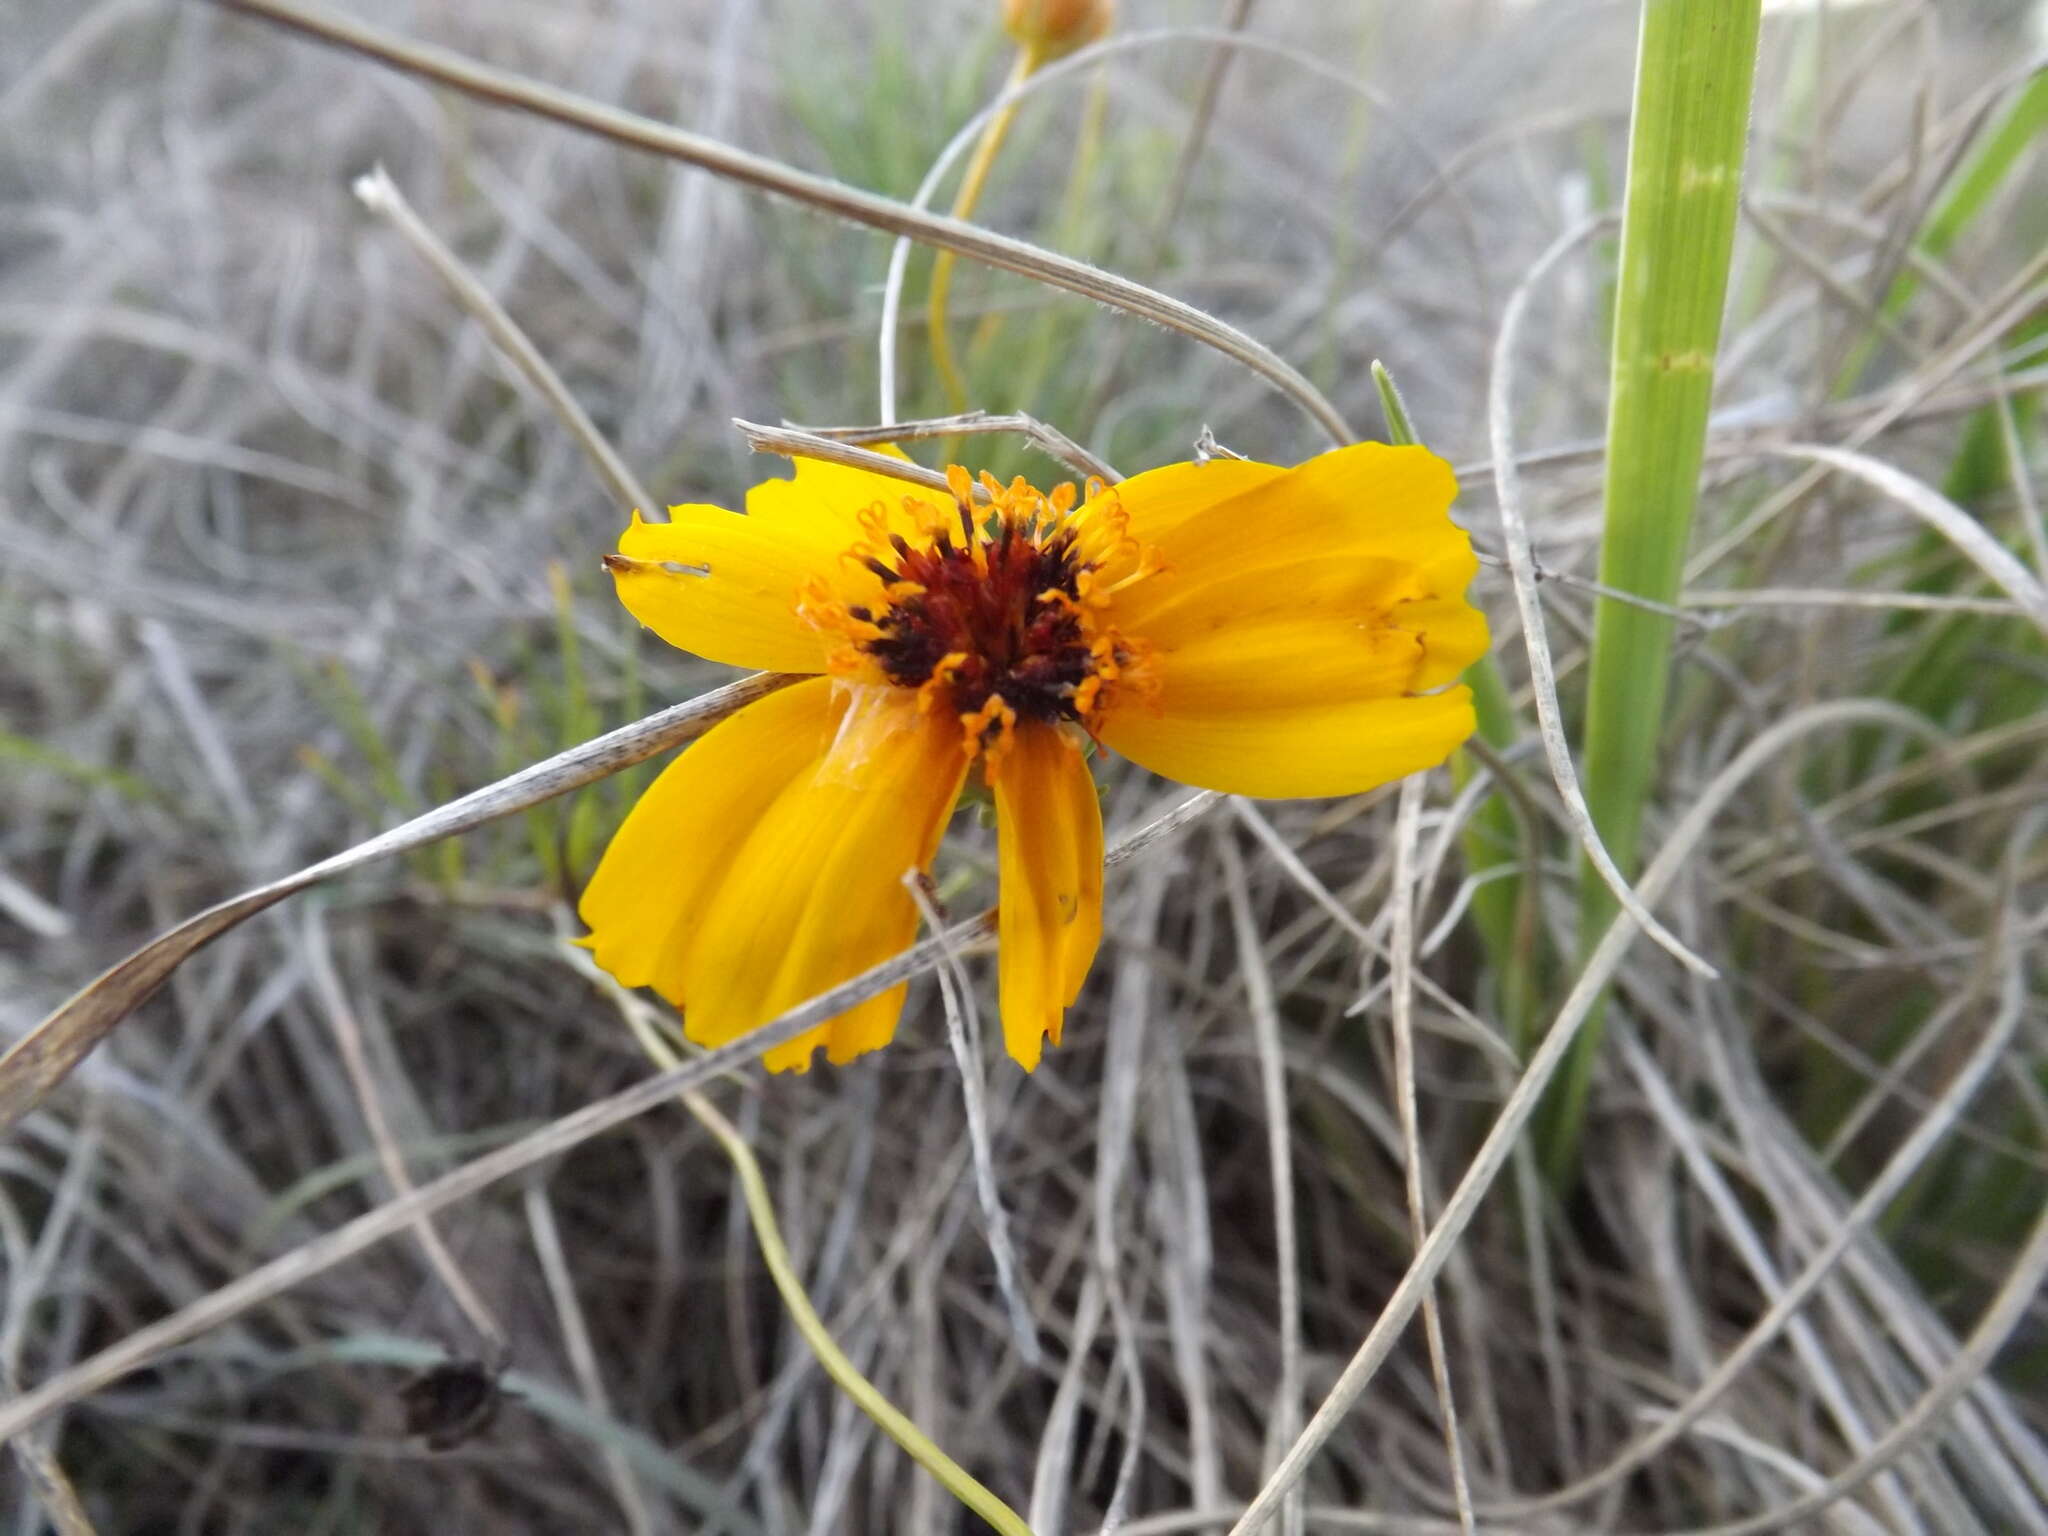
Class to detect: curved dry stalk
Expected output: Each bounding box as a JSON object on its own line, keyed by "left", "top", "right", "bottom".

{"left": 1486, "top": 213, "right": 1717, "bottom": 981}
{"left": 791, "top": 411, "right": 1121, "bottom": 486}
{"left": 213, "top": 0, "right": 1351, "bottom": 444}
{"left": 732, "top": 419, "right": 986, "bottom": 501}
{"left": 352, "top": 164, "right": 658, "bottom": 518}
{"left": 874, "top": 24, "right": 1480, "bottom": 437}
{"left": 1216, "top": 831, "right": 1302, "bottom": 1536}
{"left": 302, "top": 910, "right": 505, "bottom": 1358}
{"left": 0, "top": 671, "right": 800, "bottom": 1134}
{"left": 1384, "top": 777, "right": 1477, "bottom": 1535}
{"left": 1764, "top": 441, "right": 2048, "bottom": 631}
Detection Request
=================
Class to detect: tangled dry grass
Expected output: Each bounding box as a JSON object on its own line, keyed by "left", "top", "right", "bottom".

{"left": 4, "top": 1, "right": 2046, "bottom": 1532}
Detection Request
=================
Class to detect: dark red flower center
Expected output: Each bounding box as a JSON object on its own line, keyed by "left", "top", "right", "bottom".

{"left": 850, "top": 513, "right": 1096, "bottom": 726}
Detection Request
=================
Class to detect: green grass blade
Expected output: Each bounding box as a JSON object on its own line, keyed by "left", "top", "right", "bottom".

{"left": 1554, "top": 0, "right": 1764, "bottom": 1178}
{"left": 1835, "top": 70, "right": 2048, "bottom": 395}
{"left": 0, "top": 730, "right": 158, "bottom": 803}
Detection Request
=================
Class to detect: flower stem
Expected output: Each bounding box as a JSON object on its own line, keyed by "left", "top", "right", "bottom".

{"left": 929, "top": 44, "right": 1048, "bottom": 419}
{"left": 623, "top": 1013, "right": 1036, "bottom": 1536}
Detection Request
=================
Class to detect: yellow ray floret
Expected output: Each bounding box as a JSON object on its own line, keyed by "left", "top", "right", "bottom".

{"left": 991, "top": 722, "right": 1104, "bottom": 1070}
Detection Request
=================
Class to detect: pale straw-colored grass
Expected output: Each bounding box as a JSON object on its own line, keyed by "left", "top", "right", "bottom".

{"left": 4, "top": 3, "right": 2045, "bottom": 1533}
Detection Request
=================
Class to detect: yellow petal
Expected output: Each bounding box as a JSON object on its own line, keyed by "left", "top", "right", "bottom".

{"left": 1099, "top": 686, "right": 1477, "bottom": 800}
{"left": 1391, "top": 595, "right": 1493, "bottom": 691}
{"left": 1108, "top": 442, "right": 1477, "bottom": 634}
{"left": 578, "top": 678, "right": 839, "bottom": 1002}
{"left": 679, "top": 687, "right": 969, "bottom": 1071}
{"left": 1090, "top": 457, "right": 1289, "bottom": 546}
{"left": 610, "top": 508, "right": 836, "bottom": 672}
{"left": 1143, "top": 612, "right": 1426, "bottom": 714}
{"left": 1119, "top": 550, "right": 1490, "bottom": 713}
{"left": 744, "top": 443, "right": 928, "bottom": 542}
{"left": 991, "top": 723, "right": 1103, "bottom": 1070}
{"left": 1093, "top": 441, "right": 1488, "bottom": 786}
{"left": 607, "top": 448, "right": 941, "bottom": 673}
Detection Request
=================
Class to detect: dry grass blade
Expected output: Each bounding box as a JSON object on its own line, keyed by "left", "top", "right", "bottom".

{"left": 1766, "top": 442, "right": 2048, "bottom": 630}
{"left": 211, "top": 0, "right": 1351, "bottom": 444}
{"left": 5, "top": 1435, "right": 97, "bottom": 1536}
{"left": 0, "top": 943, "right": 971, "bottom": 1445}
{"left": 902, "top": 871, "right": 1040, "bottom": 1366}
{"left": 352, "top": 164, "right": 659, "bottom": 518}
{"left": 1690, "top": 1194, "right": 2048, "bottom": 1536}
{"left": 1384, "top": 777, "right": 1477, "bottom": 1534}
{"left": 0, "top": 671, "right": 798, "bottom": 1134}
{"left": 525, "top": 1183, "right": 659, "bottom": 1536}
{"left": 303, "top": 909, "right": 504, "bottom": 1357}
{"left": 1225, "top": 700, "right": 1935, "bottom": 1533}
{"left": 1217, "top": 831, "right": 1302, "bottom": 1536}
{"left": 732, "top": 420, "right": 985, "bottom": 499}
{"left": 794, "top": 411, "right": 1121, "bottom": 485}
{"left": 1490, "top": 941, "right": 2025, "bottom": 1521}
{"left": 1142, "top": 0, "right": 1257, "bottom": 260}
{"left": 0, "top": 789, "right": 1219, "bottom": 1442}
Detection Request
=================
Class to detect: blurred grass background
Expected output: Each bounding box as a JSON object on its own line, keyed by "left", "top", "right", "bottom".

{"left": 4, "top": 0, "right": 2047, "bottom": 1531}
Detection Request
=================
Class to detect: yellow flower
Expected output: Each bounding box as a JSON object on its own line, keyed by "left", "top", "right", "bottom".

{"left": 580, "top": 443, "right": 1487, "bottom": 1073}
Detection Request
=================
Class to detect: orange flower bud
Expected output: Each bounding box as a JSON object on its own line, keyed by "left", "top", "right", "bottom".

{"left": 1001, "top": 0, "right": 1113, "bottom": 58}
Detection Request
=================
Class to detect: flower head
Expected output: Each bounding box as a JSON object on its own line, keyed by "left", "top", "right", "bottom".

{"left": 580, "top": 443, "right": 1487, "bottom": 1072}
{"left": 1001, "top": 0, "right": 1113, "bottom": 59}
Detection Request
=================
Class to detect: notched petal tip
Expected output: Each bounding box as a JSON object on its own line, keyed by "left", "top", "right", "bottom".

{"left": 763, "top": 1032, "right": 826, "bottom": 1074}
{"left": 992, "top": 725, "right": 1104, "bottom": 1070}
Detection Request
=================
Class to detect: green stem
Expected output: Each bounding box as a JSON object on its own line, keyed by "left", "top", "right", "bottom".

{"left": 624, "top": 1017, "right": 1035, "bottom": 1536}
{"left": 1552, "top": 0, "right": 1763, "bottom": 1182}
{"left": 929, "top": 44, "right": 1046, "bottom": 425}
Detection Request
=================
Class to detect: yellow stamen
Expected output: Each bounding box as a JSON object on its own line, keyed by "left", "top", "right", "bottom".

{"left": 796, "top": 576, "right": 883, "bottom": 641}
{"left": 1102, "top": 552, "right": 1167, "bottom": 595}
{"left": 960, "top": 693, "right": 1019, "bottom": 765}
{"left": 917, "top": 652, "right": 972, "bottom": 714}
{"left": 946, "top": 463, "right": 976, "bottom": 509}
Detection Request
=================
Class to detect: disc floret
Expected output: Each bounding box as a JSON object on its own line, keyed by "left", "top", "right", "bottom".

{"left": 800, "top": 466, "right": 1155, "bottom": 761}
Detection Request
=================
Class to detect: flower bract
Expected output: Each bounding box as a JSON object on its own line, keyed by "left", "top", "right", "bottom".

{"left": 580, "top": 442, "right": 1487, "bottom": 1071}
